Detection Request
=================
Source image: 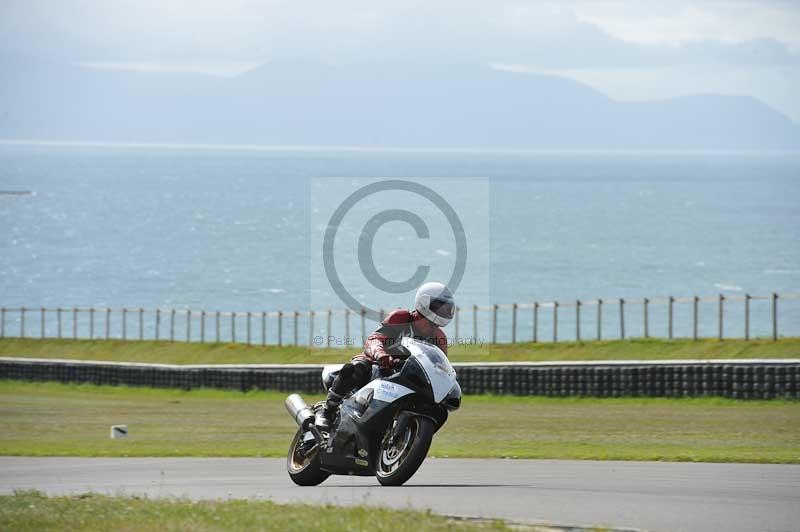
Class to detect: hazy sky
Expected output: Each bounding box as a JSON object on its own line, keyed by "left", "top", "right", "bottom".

{"left": 2, "top": 0, "right": 799, "bottom": 120}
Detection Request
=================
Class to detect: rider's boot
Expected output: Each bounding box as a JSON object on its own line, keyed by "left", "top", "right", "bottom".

{"left": 315, "top": 390, "right": 343, "bottom": 430}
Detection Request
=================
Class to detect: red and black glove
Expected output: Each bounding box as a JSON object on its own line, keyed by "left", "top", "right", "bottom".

{"left": 378, "top": 354, "right": 394, "bottom": 375}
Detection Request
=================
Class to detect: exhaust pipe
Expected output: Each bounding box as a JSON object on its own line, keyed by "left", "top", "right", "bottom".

{"left": 285, "top": 394, "right": 314, "bottom": 427}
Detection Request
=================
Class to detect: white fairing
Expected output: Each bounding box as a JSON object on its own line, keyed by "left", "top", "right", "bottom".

{"left": 401, "top": 337, "right": 457, "bottom": 403}
{"left": 362, "top": 378, "right": 414, "bottom": 403}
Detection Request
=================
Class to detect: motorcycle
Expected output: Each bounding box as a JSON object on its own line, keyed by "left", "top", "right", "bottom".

{"left": 284, "top": 337, "right": 461, "bottom": 486}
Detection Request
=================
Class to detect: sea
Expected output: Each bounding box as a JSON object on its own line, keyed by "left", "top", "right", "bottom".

{"left": 1, "top": 143, "right": 798, "bottom": 343}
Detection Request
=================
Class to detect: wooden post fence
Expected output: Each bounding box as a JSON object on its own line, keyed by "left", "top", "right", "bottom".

{"left": 668, "top": 296, "right": 674, "bottom": 340}
{"left": 473, "top": 305, "right": 478, "bottom": 341}
{"left": 343, "top": 309, "right": 349, "bottom": 345}
{"left": 597, "top": 299, "right": 602, "bottom": 340}
{"left": 511, "top": 303, "right": 517, "bottom": 344}
{"left": 1, "top": 294, "right": 795, "bottom": 346}
{"left": 772, "top": 293, "right": 778, "bottom": 341}
{"left": 492, "top": 304, "right": 498, "bottom": 344}
{"left": 553, "top": 301, "right": 558, "bottom": 342}
{"left": 744, "top": 294, "right": 750, "bottom": 341}
{"left": 246, "top": 311, "right": 252, "bottom": 345}
{"left": 277, "top": 311, "right": 282, "bottom": 346}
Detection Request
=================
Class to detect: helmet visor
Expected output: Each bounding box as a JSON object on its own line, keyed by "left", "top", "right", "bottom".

{"left": 429, "top": 297, "right": 454, "bottom": 320}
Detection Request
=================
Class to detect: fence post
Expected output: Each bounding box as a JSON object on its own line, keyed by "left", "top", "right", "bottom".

{"left": 155, "top": 309, "right": 160, "bottom": 341}
{"left": 89, "top": 308, "right": 94, "bottom": 339}
{"left": 744, "top": 294, "right": 750, "bottom": 341}
{"left": 325, "top": 309, "right": 333, "bottom": 347}
{"left": 344, "top": 309, "right": 349, "bottom": 344}
{"left": 262, "top": 311, "right": 267, "bottom": 346}
{"left": 293, "top": 311, "right": 299, "bottom": 345}
{"left": 0, "top": 307, "right": 4, "bottom": 338}
{"left": 308, "top": 311, "right": 315, "bottom": 346}
{"left": 215, "top": 311, "right": 220, "bottom": 343}
{"left": 492, "top": 304, "right": 498, "bottom": 344}
{"left": 20, "top": 307, "right": 26, "bottom": 338}
{"left": 473, "top": 305, "right": 478, "bottom": 341}
{"left": 247, "top": 311, "right": 252, "bottom": 345}
{"left": 619, "top": 298, "right": 625, "bottom": 340}
{"left": 533, "top": 302, "right": 539, "bottom": 343}
{"left": 170, "top": 309, "right": 175, "bottom": 342}
{"left": 139, "top": 308, "right": 144, "bottom": 340}
{"left": 231, "top": 312, "right": 236, "bottom": 343}
{"left": 574, "top": 300, "right": 580, "bottom": 341}
{"left": 597, "top": 299, "right": 602, "bottom": 340}
{"left": 104, "top": 308, "right": 109, "bottom": 340}
{"left": 360, "top": 308, "right": 366, "bottom": 342}
{"left": 278, "top": 311, "right": 283, "bottom": 346}
{"left": 186, "top": 309, "right": 192, "bottom": 342}
{"left": 772, "top": 293, "right": 778, "bottom": 341}
{"left": 41, "top": 307, "right": 46, "bottom": 339}
{"left": 511, "top": 303, "right": 517, "bottom": 344}
{"left": 454, "top": 306, "right": 460, "bottom": 342}
{"left": 200, "top": 311, "right": 206, "bottom": 343}
{"left": 72, "top": 307, "right": 78, "bottom": 339}
{"left": 57, "top": 308, "right": 63, "bottom": 339}
{"left": 122, "top": 308, "right": 127, "bottom": 340}
{"left": 553, "top": 301, "right": 558, "bottom": 342}
{"left": 668, "top": 296, "right": 674, "bottom": 340}
{"left": 692, "top": 296, "right": 699, "bottom": 340}
{"left": 718, "top": 294, "right": 724, "bottom": 340}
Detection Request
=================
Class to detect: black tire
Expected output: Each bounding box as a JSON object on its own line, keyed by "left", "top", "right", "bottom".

{"left": 375, "top": 416, "right": 434, "bottom": 487}
{"left": 287, "top": 428, "right": 330, "bottom": 486}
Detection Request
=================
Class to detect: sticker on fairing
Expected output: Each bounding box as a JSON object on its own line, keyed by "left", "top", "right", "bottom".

{"left": 363, "top": 379, "right": 414, "bottom": 403}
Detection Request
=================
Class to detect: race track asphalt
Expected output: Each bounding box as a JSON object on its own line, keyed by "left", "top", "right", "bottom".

{"left": 1, "top": 457, "right": 798, "bottom": 532}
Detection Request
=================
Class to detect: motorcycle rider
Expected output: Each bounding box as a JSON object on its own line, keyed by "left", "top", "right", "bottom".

{"left": 315, "top": 281, "right": 454, "bottom": 429}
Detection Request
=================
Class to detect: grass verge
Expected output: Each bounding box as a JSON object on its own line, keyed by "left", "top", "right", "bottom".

{"left": 0, "top": 491, "right": 511, "bottom": 532}
{"left": 1, "top": 381, "right": 798, "bottom": 463}
{"left": 1, "top": 337, "right": 798, "bottom": 365}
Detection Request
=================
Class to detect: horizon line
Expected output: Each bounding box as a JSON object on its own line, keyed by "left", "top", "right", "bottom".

{"left": 2, "top": 139, "right": 799, "bottom": 157}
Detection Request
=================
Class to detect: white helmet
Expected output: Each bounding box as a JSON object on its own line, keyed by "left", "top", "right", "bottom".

{"left": 414, "top": 282, "right": 455, "bottom": 327}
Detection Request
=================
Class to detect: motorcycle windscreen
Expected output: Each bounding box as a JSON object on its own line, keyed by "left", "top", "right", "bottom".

{"left": 408, "top": 341, "right": 457, "bottom": 403}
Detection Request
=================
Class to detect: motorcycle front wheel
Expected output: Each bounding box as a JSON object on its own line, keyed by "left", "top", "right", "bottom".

{"left": 375, "top": 415, "right": 434, "bottom": 486}
{"left": 287, "top": 427, "right": 330, "bottom": 486}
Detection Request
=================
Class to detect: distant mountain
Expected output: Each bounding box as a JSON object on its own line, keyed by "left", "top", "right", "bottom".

{"left": 1, "top": 57, "right": 798, "bottom": 149}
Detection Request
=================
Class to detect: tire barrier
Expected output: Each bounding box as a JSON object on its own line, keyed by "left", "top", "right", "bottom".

{"left": 1, "top": 358, "right": 798, "bottom": 399}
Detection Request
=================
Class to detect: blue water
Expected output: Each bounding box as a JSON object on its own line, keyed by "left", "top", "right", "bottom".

{"left": 1, "top": 144, "right": 798, "bottom": 343}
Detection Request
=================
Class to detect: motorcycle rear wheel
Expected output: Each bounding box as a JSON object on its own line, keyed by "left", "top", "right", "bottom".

{"left": 375, "top": 416, "right": 434, "bottom": 486}
{"left": 287, "top": 428, "right": 330, "bottom": 486}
